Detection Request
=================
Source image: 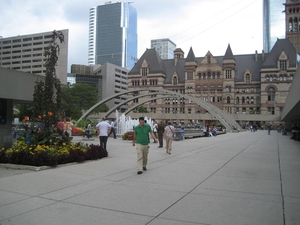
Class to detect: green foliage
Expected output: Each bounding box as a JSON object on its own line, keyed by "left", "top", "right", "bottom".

{"left": 13, "top": 104, "right": 32, "bottom": 121}
{"left": 137, "top": 105, "right": 148, "bottom": 113}
{"left": 23, "top": 30, "right": 66, "bottom": 146}
{"left": 61, "top": 83, "right": 108, "bottom": 120}
{"left": 76, "top": 118, "right": 98, "bottom": 129}
{"left": 211, "top": 121, "right": 223, "bottom": 127}
{"left": 122, "top": 133, "right": 128, "bottom": 140}
{"left": 0, "top": 141, "right": 108, "bottom": 167}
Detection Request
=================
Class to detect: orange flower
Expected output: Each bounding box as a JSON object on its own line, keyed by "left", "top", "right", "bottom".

{"left": 23, "top": 116, "right": 29, "bottom": 122}
{"left": 38, "top": 115, "right": 42, "bottom": 119}
{"left": 47, "top": 111, "right": 53, "bottom": 116}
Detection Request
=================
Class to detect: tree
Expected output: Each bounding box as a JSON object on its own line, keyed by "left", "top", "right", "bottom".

{"left": 137, "top": 105, "right": 148, "bottom": 113}
{"left": 25, "top": 30, "right": 65, "bottom": 145}
{"left": 61, "top": 83, "right": 109, "bottom": 120}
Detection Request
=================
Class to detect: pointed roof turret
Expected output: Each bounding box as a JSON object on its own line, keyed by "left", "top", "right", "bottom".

{"left": 128, "top": 48, "right": 166, "bottom": 75}
{"left": 223, "top": 44, "right": 235, "bottom": 60}
{"left": 185, "top": 47, "right": 196, "bottom": 62}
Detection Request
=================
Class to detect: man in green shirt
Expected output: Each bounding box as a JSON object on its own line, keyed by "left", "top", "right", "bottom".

{"left": 132, "top": 117, "right": 158, "bottom": 174}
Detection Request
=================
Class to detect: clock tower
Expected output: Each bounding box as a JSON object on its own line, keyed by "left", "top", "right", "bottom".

{"left": 285, "top": 0, "right": 300, "bottom": 52}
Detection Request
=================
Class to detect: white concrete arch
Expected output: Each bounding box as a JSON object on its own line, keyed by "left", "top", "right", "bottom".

{"left": 77, "top": 88, "right": 242, "bottom": 131}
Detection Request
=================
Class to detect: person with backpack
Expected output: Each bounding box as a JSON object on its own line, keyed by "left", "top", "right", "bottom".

{"left": 163, "top": 121, "right": 175, "bottom": 154}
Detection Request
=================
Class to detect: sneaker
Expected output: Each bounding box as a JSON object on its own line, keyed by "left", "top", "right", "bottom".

{"left": 137, "top": 171, "right": 143, "bottom": 175}
{"left": 143, "top": 167, "right": 147, "bottom": 171}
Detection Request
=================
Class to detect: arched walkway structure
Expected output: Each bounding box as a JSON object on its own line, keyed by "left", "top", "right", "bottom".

{"left": 77, "top": 88, "right": 242, "bottom": 131}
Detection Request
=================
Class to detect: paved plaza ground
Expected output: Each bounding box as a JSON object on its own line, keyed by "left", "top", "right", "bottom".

{"left": 0, "top": 130, "right": 299, "bottom": 225}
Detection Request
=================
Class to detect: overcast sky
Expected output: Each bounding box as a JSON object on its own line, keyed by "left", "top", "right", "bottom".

{"left": 0, "top": 0, "right": 262, "bottom": 71}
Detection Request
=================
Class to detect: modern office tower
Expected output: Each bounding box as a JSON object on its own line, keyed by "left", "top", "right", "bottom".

{"left": 0, "top": 30, "right": 68, "bottom": 83}
{"left": 68, "top": 63, "right": 128, "bottom": 111}
{"left": 151, "top": 38, "right": 177, "bottom": 59}
{"left": 88, "top": 2, "right": 137, "bottom": 69}
{"left": 263, "top": 0, "right": 285, "bottom": 53}
{"left": 284, "top": 0, "right": 300, "bottom": 53}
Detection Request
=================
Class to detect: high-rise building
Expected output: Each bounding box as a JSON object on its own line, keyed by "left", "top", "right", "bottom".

{"left": 284, "top": 0, "right": 300, "bottom": 53}
{"left": 69, "top": 63, "right": 129, "bottom": 111}
{"left": 263, "top": 0, "right": 285, "bottom": 53}
{"left": 151, "top": 38, "right": 176, "bottom": 59}
{"left": 88, "top": 2, "right": 137, "bottom": 69}
{"left": 0, "top": 30, "right": 68, "bottom": 83}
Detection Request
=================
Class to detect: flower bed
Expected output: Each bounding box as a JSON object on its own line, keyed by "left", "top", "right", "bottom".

{"left": 0, "top": 141, "right": 107, "bottom": 167}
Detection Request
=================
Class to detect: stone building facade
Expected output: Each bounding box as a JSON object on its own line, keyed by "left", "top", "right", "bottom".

{"left": 127, "top": 38, "right": 297, "bottom": 123}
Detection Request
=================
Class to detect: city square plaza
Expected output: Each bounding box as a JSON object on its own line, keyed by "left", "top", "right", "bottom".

{"left": 0, "top": 130, "right": 299, "bottom": 225}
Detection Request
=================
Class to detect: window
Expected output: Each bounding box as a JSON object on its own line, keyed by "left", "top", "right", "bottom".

{"left": 267, "top": 87, "right": 275, "bottom": 101}
{"left": 141, "top": 67, "right": 148, "bottom": 76}
{"left": 187, "top": 72, "right": 193, "bottom": 80}
{"left": 279, "top": 60, "right": 287, "bottom": 71}
{"left": 207, "top": 56, "right": 211, "bottom": 64}
{"left": 225, "top": 86, "right": 231, "bottom": 92}
{"left": 23, "top": 37, "right": 32, "bottom": 42}
{"left": 268, "top": 107, "right": 275, "bottom": 115}
{"left": 256, "top": 96, "right": 260, "bottom": 104}
{"left": 236, "top": 97, "right": 239, "bottom": 104}
{"left": 225, "top": 70, "right": 232, "bottom": 79}
{"left": 246, "top": 74, "right": 250, "bottom": 83}
{"left": 33, "top": 36, "right": 43, "bottom": 40}
{"left": 226, "top": 96, "right": 230, "bottom": 103}
{"left": 173, "top": 76, "right": 178, "bottom": 85}
{"left": 207, "top": 71, "right": 211, "bottom": 79}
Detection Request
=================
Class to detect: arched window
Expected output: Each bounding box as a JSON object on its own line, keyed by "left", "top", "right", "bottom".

{"left": 266, "top": 76, "right": 269, "bottom": 81}
{"left": 246, "top": 74, "right": 250, "bottom": 83}
{"left": 236, "top": 97, "right": 239, "bottom": 104}
{"left": 207, "top": 71, "right": 211, "bottom": 79}
{"left": 242, "top": 97, "right": 245, "bottom": 104}
{"left": 250, "top": 97, "right": 254, "bottom": 104}
{"left": 173, "top": 76, "right": 178, "bottom": 85}
{"left": 246, "top": 97, "right": 250, "bottom": 103}
{"left": 226, "top": 96, "right": 230, "bottom": 103}
{"left": 294, "top": 17, "right": 298, "bottom": 32}
{"left": 289, "top": 18, "right": 293, "bottom": 32}
{"left": 212, "top": 72, "right": 215, "bottom": 79}
{"left": 268, "top": 87, "right": 275, "bottom": 101}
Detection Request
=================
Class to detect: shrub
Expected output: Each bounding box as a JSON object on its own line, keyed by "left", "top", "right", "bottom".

{"left": 0, "top": 141, "right": 107, "bottom": 167}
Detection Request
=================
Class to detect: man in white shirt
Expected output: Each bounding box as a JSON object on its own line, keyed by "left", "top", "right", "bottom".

{"left": 108, "top": 119, "right": 116, "bottom": 139}
{"left": 96, "top": 117, "right": 111, "bottom": 151}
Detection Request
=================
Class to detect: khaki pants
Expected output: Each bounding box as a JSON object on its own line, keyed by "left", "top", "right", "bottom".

{"left": 136, "top": 143, "right": 149, "bottom": 171}
{"left": 165, "top": 136, "right": 173, "bottom": 152}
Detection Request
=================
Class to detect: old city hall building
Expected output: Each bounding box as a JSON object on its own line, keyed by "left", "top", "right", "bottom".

{"left": 127, "top": 39, "right": 297, "bottom": 125}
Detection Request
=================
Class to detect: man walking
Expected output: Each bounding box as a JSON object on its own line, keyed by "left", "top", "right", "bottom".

{"left": 157, "top": 120, "right": 164, "bottom": 148}
{"left": 96, "top": 117, "right": 111, "bottom": 151}
{"left": 108, "top": 119, "right": 117, "bottom": 139}
{"left": 132, "top": 117, "right": 158, "bottom": 175}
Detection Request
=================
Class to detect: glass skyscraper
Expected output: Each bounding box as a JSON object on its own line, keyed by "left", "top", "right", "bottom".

{"left": 88, "top": 2, "right": 137, "bottom": 69}
{"left": 263, "top": 0, "right": 285, "bottom": 53}
{"left": 151, "top": 38, "right": 177, "bottom": 59}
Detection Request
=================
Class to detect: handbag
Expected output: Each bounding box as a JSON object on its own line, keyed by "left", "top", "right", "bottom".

{"left": 168, "top": 126, "right": 176, "bottom": 139}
